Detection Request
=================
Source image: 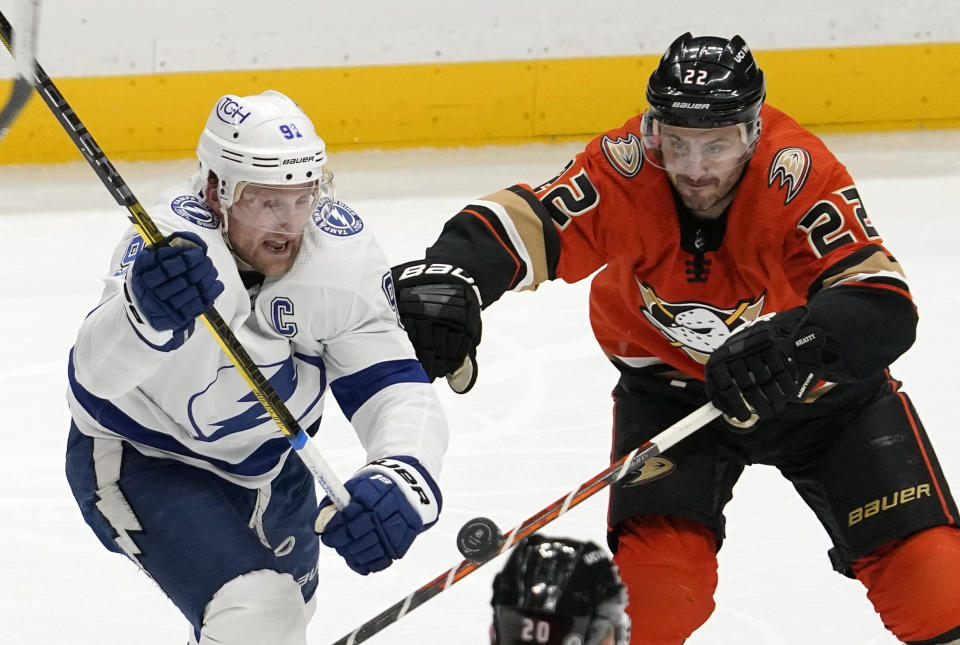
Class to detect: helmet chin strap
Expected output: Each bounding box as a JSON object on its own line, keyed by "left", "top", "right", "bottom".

{"left": 200, "top": 174, "right": 248, "bottom": 271}
{"left": 209, "top": 194, "right": 256, "bottom": 274}
{"left": 220, "top": 216, "right": 260, "bottom": 274}
{"left": 202, "top": 175, "right": 257, "bottom": 274}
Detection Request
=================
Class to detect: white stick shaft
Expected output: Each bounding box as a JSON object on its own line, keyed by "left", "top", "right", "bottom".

{"left": 653, "top": 402, "right": 722, "bottom": 453}
{"left": 291, "top": 431, "right": 351, "bottom": 509}
{"left": 8, "top": 0, "right": 39, "bottom": 78}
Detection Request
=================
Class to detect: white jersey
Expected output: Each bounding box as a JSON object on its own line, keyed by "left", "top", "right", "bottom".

{"left": 68, "top": 178, "right": 448, "bottom": 488}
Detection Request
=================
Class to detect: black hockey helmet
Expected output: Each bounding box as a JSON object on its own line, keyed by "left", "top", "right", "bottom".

{"left": 645, "top": 33, "right": 765, "bottom": 128}
{"left": 490, "top": 535, "right": 629, "bottom": 645}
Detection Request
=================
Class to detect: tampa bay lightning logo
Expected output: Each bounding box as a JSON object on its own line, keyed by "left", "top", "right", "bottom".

{"left": 171, "top": 195, "right": 221, "bottom": 229}
{"left": 187, "top": 354, "right": 325, "bottom": 441}
{"left": 314, "top": 200, "right": 364, "bottom": 237}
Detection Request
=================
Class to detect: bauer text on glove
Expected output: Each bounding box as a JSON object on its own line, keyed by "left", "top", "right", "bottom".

{"left": 314, "top": 456, "right": 442, "bottom": 575}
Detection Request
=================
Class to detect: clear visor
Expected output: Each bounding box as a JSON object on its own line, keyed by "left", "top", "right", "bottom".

{"left": 640, "top": 113, "right": 759, "bottom": 174}
{"left": 228, "top": 167, "right": 335, "bottom": 234}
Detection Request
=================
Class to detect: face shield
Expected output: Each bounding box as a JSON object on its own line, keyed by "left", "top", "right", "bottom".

{"left": 640, "top": 112, "right": 760, "bottom": 175}
{"left": 227, "top": 166, "right": 335, "bottom": 235}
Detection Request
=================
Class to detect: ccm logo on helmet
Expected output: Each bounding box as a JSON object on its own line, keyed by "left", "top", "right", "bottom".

{"left": 216, "top": 97, "right": 252, "bottom": 125}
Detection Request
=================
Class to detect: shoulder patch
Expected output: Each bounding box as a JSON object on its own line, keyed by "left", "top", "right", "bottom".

{"left": 768, "top": 147, "right": 811, "bottom": 205}
{"left": 315, "top": 200, "right": 364, "bottom": 237}
{"left": 601, "top": 133, "right": 643, "bottom": 178}
{"left": 170, "top": 195, "right": 221, "bottom": 229}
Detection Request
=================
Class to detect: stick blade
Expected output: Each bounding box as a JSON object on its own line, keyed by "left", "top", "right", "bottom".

{"left": 0, "top": 0, "right": 40, "bottom": 142}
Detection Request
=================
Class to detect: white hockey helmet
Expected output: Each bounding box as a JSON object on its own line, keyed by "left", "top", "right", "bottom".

{"left": 196, "top": 90, "right": 331, "bottom": 211}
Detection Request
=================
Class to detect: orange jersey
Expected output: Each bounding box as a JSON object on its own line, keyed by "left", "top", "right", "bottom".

{"left": 424, "top": 104, "right": 911, "bottom": 379}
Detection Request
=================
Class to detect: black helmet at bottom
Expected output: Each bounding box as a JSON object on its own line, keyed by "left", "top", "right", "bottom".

{"left": 490, "top": 535, "right": 629, "bottom": 645}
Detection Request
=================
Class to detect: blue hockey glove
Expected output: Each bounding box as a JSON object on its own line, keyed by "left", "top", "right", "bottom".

{"left": 129, "top": 231, "right": 224, "bottom": 335}
{"left": 315, "top": 457, "right": 442, "bottom": 575}
{"left": 704, "top": 307, "right": 825, "bottom": 424}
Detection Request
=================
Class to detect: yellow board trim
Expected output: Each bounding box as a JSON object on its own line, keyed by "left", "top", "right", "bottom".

{"left": 1, "top": 41, "right": 958, "bottom": 165}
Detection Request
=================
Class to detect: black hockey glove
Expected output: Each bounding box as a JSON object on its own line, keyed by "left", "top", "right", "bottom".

{"left": 391, "top": 260, "right": 482, "bottom": 392}
{"left": 704, "top": 307, "right": 825, "bottom": 424}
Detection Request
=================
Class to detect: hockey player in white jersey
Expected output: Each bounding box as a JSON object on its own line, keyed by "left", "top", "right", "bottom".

{"left": 64, "top": 90, "right": 449, "bottom": 645}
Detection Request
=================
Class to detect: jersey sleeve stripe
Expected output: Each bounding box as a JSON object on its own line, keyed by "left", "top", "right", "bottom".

{"left": 829, "top": 271, "right": 911, "bottom": 292}
{"left": 506, "top": 184, "right": 561, "bottom": 280}
{"left": 811, "top": 244, "right": 907, "bottom": 297}
{"left": 472, "top": 199, "right": 538, "bottom": 290}
{"left": 461, "top": 206, "right": 525, "bottom": 288}
{"left": 836, "top": 280, "right": 914, "bottom": 303}
{"left": 329, "top": 358, "right": 430, "bottom": 420}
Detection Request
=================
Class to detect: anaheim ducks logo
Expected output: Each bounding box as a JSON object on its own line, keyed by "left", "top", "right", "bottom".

{"left": 623, "top": 456, "right": 676, "bottom": 487}
{"left": 769, "top": 147, "right": 811, "bottom": 205}
{"left": 637, "top": 280, "right": 766, "bottom": 364}
{"left": 601, "top": 134, "right": 643, "bottom": 178}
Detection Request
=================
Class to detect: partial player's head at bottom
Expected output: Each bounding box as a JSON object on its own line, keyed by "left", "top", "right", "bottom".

{"left": 490, "top": 534, "right": 629, "bottom": 645}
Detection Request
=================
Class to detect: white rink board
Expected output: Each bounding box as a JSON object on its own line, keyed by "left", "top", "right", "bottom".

{"left": 1, "top": 0, "right": 959, "bottom": 77}
{"left": 0, "top": 131, "right": 959, "bottom": 644}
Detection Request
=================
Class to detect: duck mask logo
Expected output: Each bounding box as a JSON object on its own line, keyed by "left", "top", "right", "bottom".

{"left": 636, "top": 279, "right": 766, "bottom": 364}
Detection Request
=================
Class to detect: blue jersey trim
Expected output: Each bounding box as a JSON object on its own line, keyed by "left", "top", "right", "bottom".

{"left": 126, "top": 312, "right": 191, "bottom": 352}
{"left": 68, "top": 349, "right": 290, "bottom": 477}
{"left": 330, "top": 359, "right": 429, "bottom": 420}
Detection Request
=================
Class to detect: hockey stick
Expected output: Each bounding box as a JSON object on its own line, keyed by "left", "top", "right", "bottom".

{"left": 0, "top": 0, "right": 39, "bottom": 141}
{"left": 0, "top": 10, "right": 350, "bottom": 509}
{"left": 330, "top": 401, "right": 721, "bottom": 644}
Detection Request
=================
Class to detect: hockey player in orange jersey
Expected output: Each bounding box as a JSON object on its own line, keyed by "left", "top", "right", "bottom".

{"left": 391, "top": 33, "right": 960, "bottom": 644}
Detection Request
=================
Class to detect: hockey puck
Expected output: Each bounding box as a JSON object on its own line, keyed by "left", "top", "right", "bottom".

{"left": 456, "top": 517, "right": 504, "bottom": 563}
